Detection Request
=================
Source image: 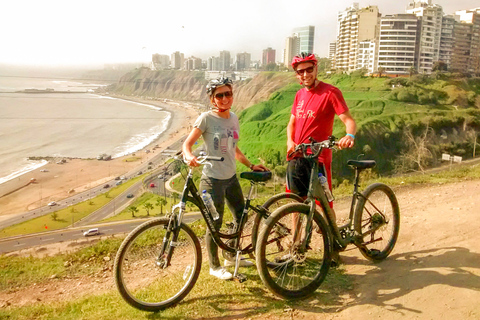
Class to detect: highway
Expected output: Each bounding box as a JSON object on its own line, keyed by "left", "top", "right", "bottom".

{"left": 0, "top": 136, "right": 192, "bottom": 254}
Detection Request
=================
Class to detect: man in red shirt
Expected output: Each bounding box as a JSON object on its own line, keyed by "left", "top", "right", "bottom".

{"left": 286, "top": 52, "right": 357, "bottom": 265}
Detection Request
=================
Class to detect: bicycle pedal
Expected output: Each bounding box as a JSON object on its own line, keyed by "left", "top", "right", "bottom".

{"left": 234, "top": 273, "right": 247, "bottom": 283}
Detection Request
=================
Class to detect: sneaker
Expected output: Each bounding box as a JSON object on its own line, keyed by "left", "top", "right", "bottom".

{"left": 224, "top": 258, "right": 254, "bottom": 267}
{"left": 274, "top": 253, "right": 292, "bottom": 264}
{"left": 209, "top": 267, "right": 233, "bottom": 280}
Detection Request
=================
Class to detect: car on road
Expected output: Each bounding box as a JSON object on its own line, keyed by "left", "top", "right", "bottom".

{"left": 83, "top": 228, "right": 99, "bottom": 237}
{"left": 158, "top": 174, "right": 163, "bottom": 179}
{"left": 126, "top": 194, "right": 134, "bottom": 198}
{"left": 48, "top": 201, "right": 57, "bottom": 206}
{"left": 114, "top": 176, "right": 121, "bottom": 180}
{"left": 149, "top": 183, "right": 155, "bottom": 188}
{"left": 137, "top": 171, "right": 143, "bottom": 175}
{"left": 103, "top": 184, "right": 110, "bottom": 188}
{"left": 116, "top": 181, "right": 122, "bottom": 185}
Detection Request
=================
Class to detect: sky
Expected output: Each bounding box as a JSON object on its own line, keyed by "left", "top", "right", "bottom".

{"left": 0, "top": 0, "right": 478, "bottom": 67}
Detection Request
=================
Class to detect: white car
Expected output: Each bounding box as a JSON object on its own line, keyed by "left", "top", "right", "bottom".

{"left": 48, "top": 201, "right": 57, "bottom": 206}
{"left": 83, "top": 228, "right": 99, "bottom": 237}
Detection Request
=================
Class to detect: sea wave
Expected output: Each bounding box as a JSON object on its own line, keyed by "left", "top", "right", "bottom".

{"left": 0, "top": 159, "right": 48, "bottom": 185}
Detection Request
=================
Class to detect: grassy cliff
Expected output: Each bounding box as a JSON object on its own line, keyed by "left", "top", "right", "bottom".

{"left": 237, "top": 73, "right": 480, "bottom": 183}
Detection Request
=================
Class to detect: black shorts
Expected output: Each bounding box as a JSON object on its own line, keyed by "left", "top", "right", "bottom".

{"left": 286, "top": 158, "right": 326, "bottom": 198}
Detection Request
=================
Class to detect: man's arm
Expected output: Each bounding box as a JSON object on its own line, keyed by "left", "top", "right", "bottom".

{"left": 287, "top": 114, "right": 296, "bottom": 156}
{"left": 337, "top": 110, "right": 357, "bottom": 149}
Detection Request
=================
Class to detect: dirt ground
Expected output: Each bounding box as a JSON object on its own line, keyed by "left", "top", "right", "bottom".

{"left": 1, "top": 177, "right": 479, "bottom": 319}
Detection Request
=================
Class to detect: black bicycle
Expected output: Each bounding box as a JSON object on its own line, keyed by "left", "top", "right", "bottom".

{"left": 114, "top": 154, "right": 302, "bottom": 311}
{"left": 255, "top": 136, "right": 400, "bottom": 299}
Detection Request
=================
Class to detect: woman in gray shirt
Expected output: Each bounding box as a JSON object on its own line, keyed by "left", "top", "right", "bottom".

{"left": 182, "top": 77, "right": 268, "bottom": 280}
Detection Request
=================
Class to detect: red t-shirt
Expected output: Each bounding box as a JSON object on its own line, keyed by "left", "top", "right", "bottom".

{"left": 290, "top": 81, "right": 349, "bottom": 164}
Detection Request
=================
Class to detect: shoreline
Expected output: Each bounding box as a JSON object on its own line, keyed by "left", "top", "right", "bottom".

{"left": 0, "top": 95, "right": 200, "bottom": 218}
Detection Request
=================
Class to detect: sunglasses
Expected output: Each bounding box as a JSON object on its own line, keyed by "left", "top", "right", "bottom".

{"left": 214, "top": 91, "right": 233, "bottom": 99}
{"left": 295, "top": 66, "right": 315, "bottom": 75}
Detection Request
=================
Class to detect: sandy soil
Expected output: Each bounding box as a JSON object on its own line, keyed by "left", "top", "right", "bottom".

{"left": 1, "top": 177, "right": 479, "bottom": 319}
{"left": 0, "top": 95, "right": 199, "bottom": 219}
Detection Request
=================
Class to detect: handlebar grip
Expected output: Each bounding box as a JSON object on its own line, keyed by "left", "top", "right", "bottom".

{"left": 206, "top": 156, "right": 224, "bottom": 162}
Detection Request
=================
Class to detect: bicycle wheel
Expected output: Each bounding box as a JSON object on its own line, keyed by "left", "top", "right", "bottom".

{"left": 114, "top": 218, "right": 201, "bottom": 311}
{"left": 223, "top": 192, "right": 304, "bottom": 262}
{"left": 354, "top": 183, "right": 400, "bottom": 261}
{"left": 255, "top": 203, "right": 331, "bottom": 299}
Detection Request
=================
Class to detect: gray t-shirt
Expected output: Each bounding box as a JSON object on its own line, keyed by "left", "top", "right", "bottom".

{"left": 194, "top": 111, "right": 239, "bottom": 180}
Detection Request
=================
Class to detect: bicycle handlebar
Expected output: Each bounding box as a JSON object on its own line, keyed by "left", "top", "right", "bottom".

{"left": 289, "top": 136, "right": 337, "bottom": 159}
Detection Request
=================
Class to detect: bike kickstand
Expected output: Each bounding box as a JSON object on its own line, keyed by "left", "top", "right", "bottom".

{"left": 233, "top": 250, "right": 247, "bottom": 283}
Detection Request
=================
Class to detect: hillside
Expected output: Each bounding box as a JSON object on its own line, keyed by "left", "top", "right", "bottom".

{"left": 237, "top": 73, "right": 480, "bottom": 182}
{"left": 107, "top": 68, "right": 296, "bottom": 111}
{"left": 108, "top": 69, "right": 480, "bottom": 182}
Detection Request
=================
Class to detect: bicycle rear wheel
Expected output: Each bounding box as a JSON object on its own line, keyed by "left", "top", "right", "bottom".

{"left": 255, "top": 203, "right": 331, "bottom": 299}
{"left": 114, "top": 218, "right": 201, "bottom": 311}
{"left": 354, "top": 183, "right": 400, "bottom": 261}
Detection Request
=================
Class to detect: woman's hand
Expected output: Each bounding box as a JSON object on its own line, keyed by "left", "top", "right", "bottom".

{"left": 184, "top": 154, "right": 199, "bottom": 167}
{"left": 251, "top": 164, "right": 269, "bottom": 172}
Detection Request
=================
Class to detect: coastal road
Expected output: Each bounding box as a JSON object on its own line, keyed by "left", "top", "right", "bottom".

{"left": 0, "top": 212, "right": 202, "bottom": 254}
{"left": 0, "top": 135, "right": 187, "bottom": 231}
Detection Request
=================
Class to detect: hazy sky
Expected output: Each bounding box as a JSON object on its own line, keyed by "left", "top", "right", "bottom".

{"left": 1, "top": 0, "right": 478, "bottom": 67}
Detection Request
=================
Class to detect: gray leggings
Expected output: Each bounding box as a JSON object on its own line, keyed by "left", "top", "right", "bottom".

{"left": 199, "top": 174, "right": 245, "bottom": 269}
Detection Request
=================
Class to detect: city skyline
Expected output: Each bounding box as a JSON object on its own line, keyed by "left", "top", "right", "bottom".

{"left": 1, "top": 0, "right": 478, "bottom": 67}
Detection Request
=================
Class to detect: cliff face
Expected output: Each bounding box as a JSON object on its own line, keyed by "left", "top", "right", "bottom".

{"left": 108, "top": 68, "right": 297, "bottom": 111}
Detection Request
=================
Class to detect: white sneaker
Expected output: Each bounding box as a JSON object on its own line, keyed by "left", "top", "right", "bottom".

{"left": 224, "top": 258, "right": 254, "bottom": 267}
{"left": 209, "top": 267, "right": 233, "bottom": 280}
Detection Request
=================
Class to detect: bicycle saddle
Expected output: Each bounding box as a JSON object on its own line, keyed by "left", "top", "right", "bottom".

{"left": 240, "top": 171, "right": 272, "bottom": 182}
{"left": 347, "top": 160, "right": 376, "bottom": 170}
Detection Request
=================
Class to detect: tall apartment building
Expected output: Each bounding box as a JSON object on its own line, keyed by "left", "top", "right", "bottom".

{"left": 377, "top": 14, "right": 420, "bottom": 74}
{"left": 262, "top": 47, "right": 276, "bottom": 66}
{"left": 357, "top": 41, "right": 376, "bottom": 73}
{"left": 184, "top": 56, "right": 202, "bottom": 71}
{"left": 207, "top": 56, "right": 220, "bottom": 71}
{"left": 284, "top": 35, "right": 299, "bottom": 69}
{"left": 293, "top": 26, "right": 315, "bottom": 54}
{"left": 219, "top": 51, "right": 231, "bottom": 71}
{"left": 328, "top": 42, "right": 336, "bottom": 65}
{"left": 235, "top": 52, "right": 251, "bottom": 71}
{"left": 439, "top": 15, "right": 456, "bottom": 68}
{"left": 406, "top": 0, "right": 444, "bottom": 74}
{"left": 171, "top": 51, "right": 184, "bottom": 70}
{"left": 151, "top": 54, "right": 170, "bottom": 70}
{"left": 335, "top": 4, "right": 380, "bottom": 72}
{"left": 452, "top": 8, "right": 480, "bottom": 74}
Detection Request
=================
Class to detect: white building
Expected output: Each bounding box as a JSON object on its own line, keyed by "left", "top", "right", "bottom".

{"left": 357, "top": 41, "right": 376, "bottom": 73}
{"left": 406, "top": 0, "right": 444, "bottom": 74}
{"left": 377, "top": 14, "right": 419, "bottom": 75}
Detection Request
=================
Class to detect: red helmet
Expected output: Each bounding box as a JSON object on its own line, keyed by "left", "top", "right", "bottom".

{"left": 291, "top": 52, "right": 317, "bottom": 69}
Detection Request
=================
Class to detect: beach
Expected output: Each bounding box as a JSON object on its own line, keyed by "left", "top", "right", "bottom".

{"left": 0, "top": 96, "right": 199, "bottom": 219}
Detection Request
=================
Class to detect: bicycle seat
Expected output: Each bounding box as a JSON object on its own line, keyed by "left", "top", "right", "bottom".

{"left": 240, "top": 171, "right": 272, "bottom": 182}
{"left": 347, "top": 160, "right": 376, "bottom": 170}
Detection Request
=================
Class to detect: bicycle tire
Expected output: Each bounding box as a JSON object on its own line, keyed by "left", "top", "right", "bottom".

{"left": 222, "top": 192, "right": 303, "bottom": 262}
{"left": 354, "top": 183, "right": 400, "bottom": 261}
{"left": 114, "top": 218, "right": 201, "bottom": 311}
{"left": 255, "top": 203, "right": 331, "bottom": 299}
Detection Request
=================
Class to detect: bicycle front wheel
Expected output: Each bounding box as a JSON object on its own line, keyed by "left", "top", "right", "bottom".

{"left": 114, "top": 218, "right": 201, "bottom": 311}
{"left": 255, "top": 203, "right": 331, "bottom": 299}
{"left": 354, "top": 183, "right": 400, "bottom": 261}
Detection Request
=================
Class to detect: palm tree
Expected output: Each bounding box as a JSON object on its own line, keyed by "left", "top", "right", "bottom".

{"left": 143, "top": 202, "right": 154, "bottom": 216}
{"left": 156, "top": 197, "right": 167, "bottom": 215}
{"left": 128, "top": 206, "right": 138, "bottom": 218}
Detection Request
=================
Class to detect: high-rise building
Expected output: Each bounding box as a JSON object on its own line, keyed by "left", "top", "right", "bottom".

{"left": 151, "top": 54, "right": 170, "bottom": 70}
{"left": 335, "top": 4, "right": 380, "bottom": 72}
{"left": 219, "top": 51, "right": 231, "bottom": 71}
{"left": 262, "top": 47, "right": 276, "bottom": 66}
{"left": 328, "top": 42, "right": 336, "bottom": 64}
{"left": 284, "top": 35, "right": 300, "bottom": 69}
{"left": 184, "top": 56, "right": 202, "bottom": 71}
{"left": 207, "top": 56, "right": 220, "bottom": 71}
{"left": 377, "top": 14, "right": 420, "bottom": 74}
{"left": 235, "top": 52, "right": 251, "bottom": 71}
{"left": 171, "top": 51, "right": 184, "bottom": 70}
{"left": 293, "top": 26, "right": 315, "bottom": 54}
{"left": 357, "top": 41, "right": 377, "bottom": 73}
{"left": 439, "top": 15, "right": 456, "bottom": 68}
{"left": 406, "top": 0, "right": 444, "bottom": 74}
{"left": 452, "top": 8, "right": 480, "bottom": 74}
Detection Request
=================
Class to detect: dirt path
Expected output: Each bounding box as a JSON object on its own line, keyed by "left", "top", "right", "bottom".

{"left": 1, "top": 178, "right": 480, "bottom": 318}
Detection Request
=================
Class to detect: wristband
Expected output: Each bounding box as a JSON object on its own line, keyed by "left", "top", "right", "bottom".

{"left": 346, "top": 133, "right": 355, "bottom": 139}
{"left": 249, "top": 164, "right": 254, "bottom": 170}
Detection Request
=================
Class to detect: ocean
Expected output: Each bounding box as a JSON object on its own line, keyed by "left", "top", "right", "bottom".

{"left": 0, "top": 76, "right": 170, "bottom": 185}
